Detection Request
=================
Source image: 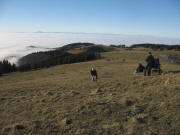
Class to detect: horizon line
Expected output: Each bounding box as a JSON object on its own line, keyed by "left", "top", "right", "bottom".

{"left": 1, "top": 31, "right": 180, "bottom": 39}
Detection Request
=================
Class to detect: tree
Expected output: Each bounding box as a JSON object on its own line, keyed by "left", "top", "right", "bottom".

{"left": 0, "top": 60, "right": 17, "bottom": 75}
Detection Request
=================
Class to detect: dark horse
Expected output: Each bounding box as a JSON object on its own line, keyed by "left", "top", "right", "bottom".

{"left": 144, "top": 58, "right": 162, "bottom": 76}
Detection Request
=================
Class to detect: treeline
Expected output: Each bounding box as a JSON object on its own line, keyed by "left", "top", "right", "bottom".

{"left": 57, "top": 43, "right": 95, "bottom": 51}
{"left": 18, "top": 52, "right": 101, "bottom": 71}
{"left": 0, "top": 52, "right": 101, "bottom": 74}
{"left": 86, "top": 46, "right": 107, "bottom": 53}
{"left": 0, "top": 60, "right": 17, "bottom": 76}
{"left": 17, "top": 43, "right": 112, "bottom": 72}
{"left": 131, "top": 43, "right": 180, "bottom": 50}
{"left": 18, "top": 43, "right": 100, "bottom": 66}
{"left": 110, "top": 44, "right": 126, "bottom": 48}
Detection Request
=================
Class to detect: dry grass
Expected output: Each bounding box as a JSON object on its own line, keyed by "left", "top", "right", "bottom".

{"left": 0, "top": 48, "right": 180, "bottom": 135}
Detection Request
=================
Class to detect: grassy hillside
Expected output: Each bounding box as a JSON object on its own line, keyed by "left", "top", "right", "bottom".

{"left": 0, "top": 48, "right": 180, "bottom": 135}
{"left": 18, "top": 43, "right": 113, "bottom": 66}
{"left": 17, "top": 43, "right": 114, "bottom": 71}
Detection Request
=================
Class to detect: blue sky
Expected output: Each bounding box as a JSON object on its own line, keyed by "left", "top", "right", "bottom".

{"left": 0, "top": 0, "right": 180, "bottom": 37}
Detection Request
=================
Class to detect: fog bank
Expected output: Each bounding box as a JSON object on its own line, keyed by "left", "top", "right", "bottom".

{"left": 0, "top": 32, "right": 180, "bottom": 63}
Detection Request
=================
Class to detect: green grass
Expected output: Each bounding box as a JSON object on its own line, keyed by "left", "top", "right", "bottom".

{"left": 0, "top": 48, "right": 180, "bottom": 135}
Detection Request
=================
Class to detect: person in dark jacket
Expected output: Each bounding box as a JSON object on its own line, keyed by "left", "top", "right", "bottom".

{"left": 133, "top": 63, "right": 145, "bottom": 74}
{"left": 144, "top": 52, "right": 155, "bottom": 76}
{"left": 136, "top": 63, "right": 145, "bottom": 73}
{"left": 90, "top": 68, "right": 98, "bottom": 82}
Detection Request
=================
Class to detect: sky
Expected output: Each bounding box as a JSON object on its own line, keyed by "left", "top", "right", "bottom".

{"left": 0, "top": 0, "right": 180, "bottom": 38}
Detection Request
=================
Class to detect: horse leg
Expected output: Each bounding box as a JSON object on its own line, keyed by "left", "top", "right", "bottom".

{"left": 144, "top": 69, "right": 147, "bottom": 76}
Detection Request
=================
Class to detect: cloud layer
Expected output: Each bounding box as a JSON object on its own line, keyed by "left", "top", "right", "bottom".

{"left": 0, "top": 33, "right": 180, "bottom": 63}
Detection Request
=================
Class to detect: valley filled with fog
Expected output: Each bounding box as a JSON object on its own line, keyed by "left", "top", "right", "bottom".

{"left": 0, "top": 32, "right": 180, "bottom": 64}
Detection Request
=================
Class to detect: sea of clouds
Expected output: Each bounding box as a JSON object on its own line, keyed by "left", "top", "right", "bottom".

{"left": 0, "top": 32, "right": 180, "bottom": 64}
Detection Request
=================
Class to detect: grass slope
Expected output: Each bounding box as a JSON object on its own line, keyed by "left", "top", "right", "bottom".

{"left": 0, "top": 48, "right": 180, "bottom": 135}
